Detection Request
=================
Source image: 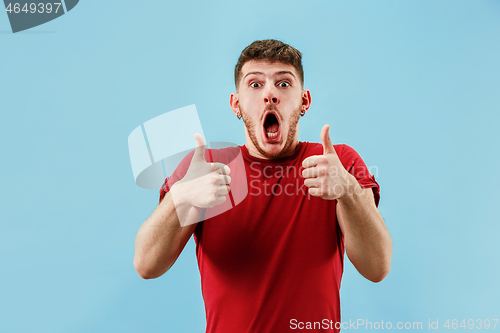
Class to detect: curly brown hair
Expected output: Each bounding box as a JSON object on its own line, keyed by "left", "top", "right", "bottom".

{"left": 234, "top": 39, "right": 304, "bottom": 90}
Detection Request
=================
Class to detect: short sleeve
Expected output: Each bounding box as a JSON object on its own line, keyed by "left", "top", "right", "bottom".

{"left": 337, "top": 144, "right": 380, "bottom": 206}
{"left": 159, "top": 150, "right": 195, "bottom": 203}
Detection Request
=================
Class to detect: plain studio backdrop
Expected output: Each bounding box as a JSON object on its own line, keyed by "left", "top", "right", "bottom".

{"left": 1, "top": 1, "right": 499, "bottom": 332}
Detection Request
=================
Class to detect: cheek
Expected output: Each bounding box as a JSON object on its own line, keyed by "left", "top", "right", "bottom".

{"left": 240, "top": 99, "right": 256, "bottom": 113}
{"left": 293, "top": 95, "right": 303, "bottom": 108}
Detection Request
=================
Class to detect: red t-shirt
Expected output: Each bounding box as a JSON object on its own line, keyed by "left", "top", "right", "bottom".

{"left": 159, "top": 142, "right": 380, "bottom": 333}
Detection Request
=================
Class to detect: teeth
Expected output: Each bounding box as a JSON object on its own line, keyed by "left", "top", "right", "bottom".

{"left": 267, "top": 132, "right": 278, "bottom": 138}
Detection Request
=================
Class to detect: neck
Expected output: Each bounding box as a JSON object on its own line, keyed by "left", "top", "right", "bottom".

{"left": 244, "top": 140, "right": 300, "bottom": 160}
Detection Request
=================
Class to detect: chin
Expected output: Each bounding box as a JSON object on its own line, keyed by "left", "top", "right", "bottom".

{"left": 259, "top": 140, "right": 287, "bottom": 158}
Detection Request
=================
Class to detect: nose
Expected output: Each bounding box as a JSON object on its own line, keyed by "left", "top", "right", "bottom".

{"left": 263, "top": 84, "right": 279, "bottom": 105}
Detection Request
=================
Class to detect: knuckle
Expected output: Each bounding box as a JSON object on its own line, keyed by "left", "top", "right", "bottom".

{"left": 210, "top": 187, "right": 218, "bottom": 196}
{"left": 318, "top": 157, "right": 328, "bottom": 164}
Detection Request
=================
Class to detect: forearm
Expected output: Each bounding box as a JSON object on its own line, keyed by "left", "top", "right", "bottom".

{"left": 133, "top": 190, "right": 198, "bottom": 279}
{"left": 337, "top": 179, "right": 392, "bottom": 282}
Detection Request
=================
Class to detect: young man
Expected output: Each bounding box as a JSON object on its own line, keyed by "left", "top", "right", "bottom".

{"left": 134, "top": 39, "right": 392, "bottom": 333}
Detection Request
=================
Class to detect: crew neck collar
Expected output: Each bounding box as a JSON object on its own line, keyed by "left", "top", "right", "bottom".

{"left": 240, "top": 142, "right": 305, "bottom": 165}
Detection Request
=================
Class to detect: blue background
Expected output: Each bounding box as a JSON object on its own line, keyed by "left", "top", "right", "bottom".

{"left": 1, "top": 1, "right": 499, "bottom": 332}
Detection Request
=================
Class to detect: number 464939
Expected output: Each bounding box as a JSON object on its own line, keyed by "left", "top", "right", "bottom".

{"left": 5, "top": 3, "right": 62, "bottom": 14}
{"left": 444, "top": 319, "right": 499, "bottom": 329}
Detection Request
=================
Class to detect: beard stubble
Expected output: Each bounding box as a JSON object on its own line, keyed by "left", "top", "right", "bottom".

{"left": 240, "top": 104, "right": 302, "bottom": 159}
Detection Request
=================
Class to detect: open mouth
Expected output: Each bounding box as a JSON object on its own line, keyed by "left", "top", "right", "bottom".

{"left": 263, "top": 111, "right": 281, "bottom": 142}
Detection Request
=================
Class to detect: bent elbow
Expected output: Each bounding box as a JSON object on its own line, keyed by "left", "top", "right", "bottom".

{"left": 133, "top": 256, "right": 173, "bottom": 280}
{"left": 370, "top": 245, "right": 393, "bottom": 283}
{"left": 368, "top": 263, "right": 391, "bottom": 283}
{"left": 135, "top": 267, "right": 158, "bottom": 280}
{"left": 133, "top": 258, "right": 160, "bottom": 280}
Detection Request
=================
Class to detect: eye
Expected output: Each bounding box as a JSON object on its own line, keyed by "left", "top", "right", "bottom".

{"left": 250, "top": 82, "right": 261, "bottom": 88}
{"left": 278, "top": 81, "right": 290, "bottom": 88}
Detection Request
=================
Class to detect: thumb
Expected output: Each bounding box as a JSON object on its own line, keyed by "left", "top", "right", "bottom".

{"left": 192, "top": 133, "right": 207, "bottom": 162}
{"left": 321, "top": 124, "right": 336, "bottom": 155}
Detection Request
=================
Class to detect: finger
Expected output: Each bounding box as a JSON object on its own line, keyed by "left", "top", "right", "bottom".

{"left": 321, "top": 124, "right": 336, "bottom": 155}
{"left": 216, "top": 185, "right": 231, "bottom": 196}
{"left": 219, "top": 175, "right": 231, "bottom": 185}
{"left": 192, "top": 133, "right": 207, "bottom": 162}
{"left": 304, "top": 178, "right": 321, "bottom": 188}
{"left": 308, "top": 187, "right": 322, "bottom": 197}
{"left": 302, "top": 156, "right": 318, "bottom": 168}
{"left": 212, "top": 162, "right": 231, "bottom": 175}
{"left": 302, "top": 167, "right": 319, "bottom": 179}
{"left": 211, "top": 173, "right": 231, "bottom": 186}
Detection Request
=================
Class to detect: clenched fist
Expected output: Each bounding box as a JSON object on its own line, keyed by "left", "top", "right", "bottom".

{"left": 302, "top": 125, "right": 359, "bottom": 200}
{"left": 172, "top": 133, "right": 231, "bottom": 208}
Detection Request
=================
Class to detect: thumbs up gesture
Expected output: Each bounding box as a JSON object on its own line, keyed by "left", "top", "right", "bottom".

{"left": 302, "top": 125, "right": 357, "bottom": 200}
{"left": 172, "top": 134, "right": 231, "bottom": 208}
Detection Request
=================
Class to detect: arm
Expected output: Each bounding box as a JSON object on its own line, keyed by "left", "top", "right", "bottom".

{"left": 133, "top": 133, "right": 231, "bottom": 279}
{"left": 133, "top": 190, "right": 199, "bottom": 279}
{"left": 302, "top": 124, "right": 392, "bottom": 283}
{"left": 337, "top": 184, "right": 392, "bottom": 282}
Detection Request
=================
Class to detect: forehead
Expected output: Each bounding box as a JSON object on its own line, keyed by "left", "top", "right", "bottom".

{"left": 241, "top": 60, "right": 298, "bottom": 79}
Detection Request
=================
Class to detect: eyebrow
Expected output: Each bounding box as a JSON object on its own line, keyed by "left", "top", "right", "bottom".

{"left": 243, "top": 70, "right": 296, "bottom": 81}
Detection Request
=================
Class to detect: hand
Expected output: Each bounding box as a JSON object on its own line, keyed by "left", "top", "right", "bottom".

{"left": 301, "top": 125, "right": 358, "bottom": 200}
{"left": 172, "top": 133, "right": 231, "bottom": 208}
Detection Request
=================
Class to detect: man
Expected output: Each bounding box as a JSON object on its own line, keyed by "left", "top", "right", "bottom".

{"left": 133, "top": 39, "right": 392, "bottom": 333}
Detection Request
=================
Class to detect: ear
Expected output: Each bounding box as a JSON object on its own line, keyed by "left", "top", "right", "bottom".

{"left": 230, "top": 93, "right": 240, "bottom": 116}
{"left": 301, "top": 89, "right": 312, "bottom": 114}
